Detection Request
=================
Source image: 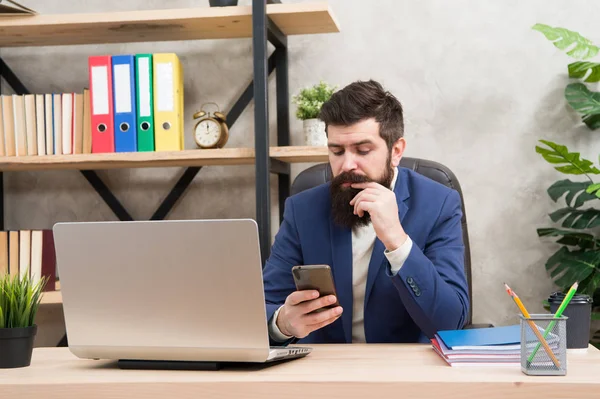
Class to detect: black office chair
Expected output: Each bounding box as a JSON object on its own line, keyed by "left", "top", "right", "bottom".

{"left": 291, "top": 157, "right": 492, "bottom": 329}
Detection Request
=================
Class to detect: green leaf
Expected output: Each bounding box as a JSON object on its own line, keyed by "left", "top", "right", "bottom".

{"left": 549, "top": 207, "right": 600, "bottom": 229}
{"left": 584, "top": 114, "right": 600, "bottom": 130}
{"left": 580, "top": 273, "right": 600, "bottom": 298}
{"left": 544, "top": 247, "right": 600, "bottom": 293}
{"left": 532, "top": 23, "right": 599, "bottom": 60}
{"left": 569, "top": 62, "right": 600, "bottom": 83}
{"left": 547, "top": 179, "right": 598, "bottom": 207}
{"left": 565, "top": 83, "right": 600, "bottom": 130}
{"left": 536, "top": 140, "right": 600, "bottom": 174}
{"left": 586, "top": 182, "right": 600, "bottom": 195}
{"left": 537, "top": 227, "right": 599, "bottom": 249}
{"left": 592, "top": 312, "right": 600, "bottom": 321}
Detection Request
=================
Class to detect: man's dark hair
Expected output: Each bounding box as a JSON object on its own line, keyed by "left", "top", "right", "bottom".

{"left": 319, "top": 80, "right": 404, "bottom": 149}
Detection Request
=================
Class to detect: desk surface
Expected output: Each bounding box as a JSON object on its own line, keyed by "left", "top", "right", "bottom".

{"left": 2, "top": 344, "right": 600, "bottom": 399}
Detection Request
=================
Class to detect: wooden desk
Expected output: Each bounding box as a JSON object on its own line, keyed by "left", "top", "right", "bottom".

{"left": 1, "top": 344, "right": 599, "bottom": 399}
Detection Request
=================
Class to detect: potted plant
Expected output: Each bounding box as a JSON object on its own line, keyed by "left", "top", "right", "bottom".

{"left": 292, "top": 81, "right": 337, "bottom": 146}
{"left": 533, "top": 23, "right": 600, "bottom": 349}
{"left": 0, "top": 272, "right": 47, "bottom": 368}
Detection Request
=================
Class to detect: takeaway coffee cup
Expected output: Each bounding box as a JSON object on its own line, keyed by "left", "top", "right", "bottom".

{"left": 548, "top": 291, "right": 593, "bottom": 349}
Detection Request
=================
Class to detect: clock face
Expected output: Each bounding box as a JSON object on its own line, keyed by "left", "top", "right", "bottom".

{"left": 195, "top": 119, "right": 221, "bottom": 147}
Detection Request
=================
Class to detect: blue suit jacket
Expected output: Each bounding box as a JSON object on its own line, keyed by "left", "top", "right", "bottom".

{"left": 263, "top": 167, "right": 470, "bottom": 344}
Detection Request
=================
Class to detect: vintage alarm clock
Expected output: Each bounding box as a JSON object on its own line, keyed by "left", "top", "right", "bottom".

{"left": 192, "top": 102, "right": 229, "bottom": 149}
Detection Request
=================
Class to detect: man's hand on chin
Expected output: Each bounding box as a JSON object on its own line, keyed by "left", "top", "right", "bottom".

{"left": 349, "top": 182, "right": 408, "bottom": 251}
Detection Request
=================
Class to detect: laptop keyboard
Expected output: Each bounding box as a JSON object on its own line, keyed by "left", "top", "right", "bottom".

{"left": 270, "top": 346, "right": 309, "bottom": 353}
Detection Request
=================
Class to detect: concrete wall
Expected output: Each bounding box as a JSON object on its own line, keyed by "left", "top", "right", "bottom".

{"left": 1, "top": 0, "right": 597, "bottom": 346}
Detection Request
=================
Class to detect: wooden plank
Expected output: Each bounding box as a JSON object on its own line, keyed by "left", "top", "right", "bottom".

{"left": 271, "top": 145, "right": 328, "bottom": 163}
{"left": 269, "top": 2, "right": 341, "bottom": 36}
{"left": 0, "top": 146, "right": 328, "bottom": 172}
{"left": 0, "top": 148, "right": 255, "bottom": 171}
{"left": 40, "top": 290, "right": 62, "bottom": 305}
{"left": 40, "top": 281, "right": 62, "bottom": 305}
{"left": 0, "top": 2, "right": 340, "bottom": 48}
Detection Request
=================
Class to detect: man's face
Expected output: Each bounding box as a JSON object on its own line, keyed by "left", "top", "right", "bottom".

{"left": 327, "top": 118, "right": 405, "bottom": 229}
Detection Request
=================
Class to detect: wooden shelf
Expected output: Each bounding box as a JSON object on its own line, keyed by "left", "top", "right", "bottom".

{"left": 0, "top": 2, "right": 340, "bottom": 48}
{"left": 40, "top": 290, "right": 62, "bottom": 305}
{"left": 270, "top": 145, "right": 328, "bottom": 163}
{"left": 0, "top": 146, "right": 328, "bottom": 172}
{"left": 40, "top": 281, "right": 62, "bottom": 305}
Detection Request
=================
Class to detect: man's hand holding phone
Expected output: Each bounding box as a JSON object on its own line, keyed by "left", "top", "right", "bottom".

{"left": 276, "top": 290, "right": 343, "bottom": 338}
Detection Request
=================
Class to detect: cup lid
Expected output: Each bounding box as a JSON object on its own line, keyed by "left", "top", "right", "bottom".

{"left": 547, "top": 291, "right": 593, "bottom": 304}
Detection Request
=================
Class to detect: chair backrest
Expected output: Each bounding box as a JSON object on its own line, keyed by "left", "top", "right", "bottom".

{"left": 290, "top": 157, "right": 473, "bottom": 326}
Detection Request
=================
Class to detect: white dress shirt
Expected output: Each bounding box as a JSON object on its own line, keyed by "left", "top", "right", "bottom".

{"left": 269, "top": 167, "right": 414, "bottom": 343}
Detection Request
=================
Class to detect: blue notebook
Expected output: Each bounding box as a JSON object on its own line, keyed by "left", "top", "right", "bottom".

{"left": 436, "top": 325, "right": 520, "bottom": 349}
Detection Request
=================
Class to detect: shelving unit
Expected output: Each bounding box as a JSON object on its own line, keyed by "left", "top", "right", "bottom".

{"left": 0, "top": 1, "right": 338, "bottom": 256}
{"left": 0, "top": 3, "right": 339, "bottom": 311}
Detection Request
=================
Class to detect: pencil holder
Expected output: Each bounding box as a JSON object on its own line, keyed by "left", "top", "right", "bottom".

{"left": 520, "top": 314, "right": 567, "bottom": 376}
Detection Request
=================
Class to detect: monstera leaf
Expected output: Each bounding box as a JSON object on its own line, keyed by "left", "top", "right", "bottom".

{"left": 532, "top": 23, "right": 599, "bottom": 60}
{"left": 565, "top": 83, "right": 600, "bottom": 130}
{"left": 569, "top": 62, "right": 600, "bottom": 83}
{"left": 547, "top": 179, "right": 598, "bottom": 207}
{"left": 537, "top": 228, "right": 599, "bottom": 249}
{"left": 536, "top": 140, "right": 600, "bottom": 174}
{"left": 549, "top": 207, "right": 600, "bottom": 229}
{"left": 544, "top": 246, "right": 600, "bottom": 295}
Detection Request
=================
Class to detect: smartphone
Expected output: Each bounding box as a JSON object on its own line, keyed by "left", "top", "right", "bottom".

{"left": 291, "top": 264, "right": 340, "bottom": 311}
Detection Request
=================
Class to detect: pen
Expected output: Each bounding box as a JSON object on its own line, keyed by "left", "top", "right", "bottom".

{"left": 504, "top": 283, "right": 561, "bottom": 369}
{"left": 527, "top": 281, "right": 578, "bottom": 363}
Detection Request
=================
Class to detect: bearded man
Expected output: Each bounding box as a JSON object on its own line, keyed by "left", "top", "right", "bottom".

{"left": 262, "top": 80, "right": 469, "bottom": 345}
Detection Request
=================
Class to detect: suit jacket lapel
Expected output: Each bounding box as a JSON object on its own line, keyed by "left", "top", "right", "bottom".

{"left": 364, "top": 169, "right": 410, "bottom": 310}
{"left": 329, "top": 218, "right": 353, "bottom": 344}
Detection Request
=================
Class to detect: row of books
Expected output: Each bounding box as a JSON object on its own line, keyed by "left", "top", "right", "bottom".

{"left": 0, "top": 230, "right": 56, "bottom": 292}
{"left": 0, "top": 93, "right": 92, "bottom": 157}
{"left": 88, "top": 53, "right": 184, "bottom": 153}
{"left": 0, "top": 52, "right": 184, "bottom": 158}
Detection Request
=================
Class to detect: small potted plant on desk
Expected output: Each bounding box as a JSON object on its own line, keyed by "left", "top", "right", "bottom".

{"left": 292, "top": 81, "right": 337, "bottom": 146}
{"left": 0, "top": 272, "right": 47, "bottom": 368}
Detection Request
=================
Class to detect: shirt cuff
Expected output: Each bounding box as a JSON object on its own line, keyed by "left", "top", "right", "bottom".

{"left": 269, "top": 305, "right": 294, "bottom": 342}
{"left": 384, "top": 235, "right": 413, "bottom": 275}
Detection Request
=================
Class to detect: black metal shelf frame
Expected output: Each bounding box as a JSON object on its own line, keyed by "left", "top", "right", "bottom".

{"left": 0, "top": 0, "right": 290, "bottom": 267}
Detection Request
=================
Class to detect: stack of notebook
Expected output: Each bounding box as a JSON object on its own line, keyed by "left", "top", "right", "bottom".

{"left": 431, "top": 325, "right": 523, "bottom": 367}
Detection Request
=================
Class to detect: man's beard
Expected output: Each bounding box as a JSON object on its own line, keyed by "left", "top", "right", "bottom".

{"left": 329, "top": 161, "right": 394, "bottom": 230}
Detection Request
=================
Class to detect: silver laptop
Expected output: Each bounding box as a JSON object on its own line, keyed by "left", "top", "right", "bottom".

{"left": 52, "top": 219, "right": 311, "bottom": 365}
